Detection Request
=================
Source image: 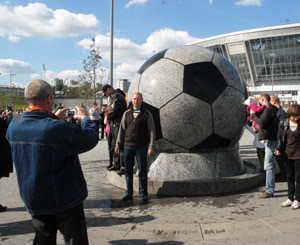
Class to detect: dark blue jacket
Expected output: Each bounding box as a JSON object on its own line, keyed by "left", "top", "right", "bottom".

{"left": 6, "top": 111, "right": 98, "bottom": 215}
{"left": 277, "top": 106, "right": 287, "bottom": 122}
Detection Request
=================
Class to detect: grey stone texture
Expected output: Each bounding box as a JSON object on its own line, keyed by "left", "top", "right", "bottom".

{"left": 159, "top": 93, "right": 213, "bottom": 150}
{"left": 164, "top": 45, "right": 214, "bottom": 65}
{"left": 212, "top": 86, "right": 247, "bottom": 141}
{"left": 130, "top": 58, "right": 184, "bottom": 109}
{"left": 148, "top": 148, "right": 245, "bottom": 180}
{"left": 212, "top": 51, "right": 247, "bottom": 94}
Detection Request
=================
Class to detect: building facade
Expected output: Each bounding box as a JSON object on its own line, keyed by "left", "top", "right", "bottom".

{"left": 193, "top": 23, "right": 300, "bottom": 104}
{"left": 0, "top": 85, "right": 24, "bottom": 96}
{"left": 116, "top": 79, "right": 130, "bottom": 93}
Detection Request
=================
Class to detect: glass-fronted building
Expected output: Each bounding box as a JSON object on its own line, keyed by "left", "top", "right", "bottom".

{"left": 193, "top": 23, "right": 300, "bottom": 103}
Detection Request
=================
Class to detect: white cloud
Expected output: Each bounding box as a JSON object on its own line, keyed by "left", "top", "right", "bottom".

{"left": 234, "top": 0, "right": 262, "bottom": 6}
{"left": 77, "top": 28, "right": 201, "bottom": 82}
{"left": 209, "top": 0, "right": 213, "bottom": 5}
{"left": 38, "top": 69, "right": 81, "bottom": 83}
{"left": 0, "top": 59, "right": 34, "bottom": 75}
{"left": 0, "top": 3, "right": 101, "bottom": 41}
{"left": 125, "top": 0, "right": 148, "bottom": 8}
{"left": 8, "top": 35, "right": 20, "bottom": 43}
{"left": 30, "top": 73, "right": 41, "bottom": 79}
{"left": 57, "top": 70, "right": 81, "bottom": 80}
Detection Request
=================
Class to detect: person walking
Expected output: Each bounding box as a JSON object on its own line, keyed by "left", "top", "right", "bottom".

{"left": 6, "top": 80, "right": 99, "bottom": 244}
{"left": 275, "top": 104, "right": 300, "bottom": 209}
{"left": 102, "top": 84, "right": 127, "bottom": 171}
{"left": 115, "top": 92, "right": 155, "bottom": 203}
{"left": 250, "top": 94, "right": 279, "bottom": 198}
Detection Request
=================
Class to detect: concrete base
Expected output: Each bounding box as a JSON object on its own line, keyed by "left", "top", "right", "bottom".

{"left": 107, "top": 168, "right": 264, "bottom": 196}
{"left": 147, "top": 149, "right": 245, "bottom": 180}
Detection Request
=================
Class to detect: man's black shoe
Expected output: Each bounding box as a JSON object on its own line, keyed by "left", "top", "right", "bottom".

{"left": 142, "top": 196, "right": 148, "bottom": 203}
{"left": 122, "top": 195, "right": 133, "bottom": 202}
{"left": 106, "top": 164, "right": 113, "bottom": 169}
{"left": 0, "top": 204, "right": 7, "bottom": 212}
{"left": 109, "top": 165, "right": 120, "bottom": 171}
{"left": 117, "top": 168, "right": 125, "bottom": 176}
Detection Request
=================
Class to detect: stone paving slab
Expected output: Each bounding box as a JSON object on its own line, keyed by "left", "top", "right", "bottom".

{"left": 1, "top": 130, "right": 300, "bottom": 244}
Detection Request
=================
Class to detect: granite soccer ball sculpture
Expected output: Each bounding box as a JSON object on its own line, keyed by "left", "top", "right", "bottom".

{"left": 127, "top": 45, "right": 248, "bottom": 154}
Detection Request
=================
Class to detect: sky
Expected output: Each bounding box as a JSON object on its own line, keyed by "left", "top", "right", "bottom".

{"left": 0, "top": 0, "right": 300, "bottom": 88}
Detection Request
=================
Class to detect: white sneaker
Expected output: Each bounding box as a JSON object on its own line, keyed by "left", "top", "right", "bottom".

{"left": 280, "top": 199, "right": 293, "bottom": 207}
{"left": 291, "top": 200, "right": 300, "bottom": 210}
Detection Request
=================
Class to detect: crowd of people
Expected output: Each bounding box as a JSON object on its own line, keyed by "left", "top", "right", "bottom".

{"left": 246, "top": 94, "right": 300, "bottom": 210}
{"left": 1, "top": 79, "right": 300, "bottom": 244}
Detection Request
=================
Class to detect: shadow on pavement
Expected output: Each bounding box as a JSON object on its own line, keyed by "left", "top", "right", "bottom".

{"left": 5, "top": 206, "right": 27, "bottom": 212}
{"left": 86, "top": 215, "right": 155, "bottom": 228}
{"left": 108, "top": 240, "right": 184, "bottom": 245}
{"left": 0, "top": 219, "right": 33, "bottom": 236}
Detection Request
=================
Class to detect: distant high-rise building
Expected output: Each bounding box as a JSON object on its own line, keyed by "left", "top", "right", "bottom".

{"left": 50, "top": 78, "right": 63, "bottom": 87}
{"left": 116, "top": 79, "right": 130, "bottom": 93}
{"left": 65, "top": 79, "right": 79, "bottom": 88}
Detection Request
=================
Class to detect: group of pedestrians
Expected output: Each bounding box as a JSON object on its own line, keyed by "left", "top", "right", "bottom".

{"left": 248, "top": 93, "right": 300, "bottom": 210}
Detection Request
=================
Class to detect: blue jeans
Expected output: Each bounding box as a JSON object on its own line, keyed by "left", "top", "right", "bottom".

{"left": 264, "top": 140, "right": 278, "bottom": 194}
{"left": 124, "top": 146, "right": 148, "bottom": 197}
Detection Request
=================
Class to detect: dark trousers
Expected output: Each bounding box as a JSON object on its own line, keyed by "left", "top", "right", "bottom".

{"left": 110, "top": 125, "right": 124, "bottom": 168}
{"left": 31, "top": 203, "right": 88, "bottom": 245}
{"left": 124, "top": 145, "right": 148, "bottom": 197}
{"left": 285, "top": 158, "right": 300, "bottom": 201}
{"left": 276, "top": 156, "right": 287, "bottom": 177}
{"left": 107, "top": 132, "right": 113, "bottom": 167}
{"left": 100, "top": 122, "right": 105, "bottom": 139}
{"left": 91, "top": 120, "right": 100, "bottom": 133}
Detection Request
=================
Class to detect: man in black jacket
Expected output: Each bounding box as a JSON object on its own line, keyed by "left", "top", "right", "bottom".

{"left": 102, "top": 84, "right": 127, "bottom": 170}
{"left": 251, "top": 94, "right": 279, "bottom": 198}
{"left": 271, "top": 96, "right": 287, "bottom": 181}
{"left": 115, "top": 92, "right": 155, "bottom": 203}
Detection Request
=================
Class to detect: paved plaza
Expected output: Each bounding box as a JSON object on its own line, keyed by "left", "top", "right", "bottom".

{"left": 1, "top": 129, "right": 300, "bottom": 244}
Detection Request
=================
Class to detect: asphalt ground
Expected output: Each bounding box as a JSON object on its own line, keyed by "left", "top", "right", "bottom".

{"left": 1, "top": 129, "right": 300, "bottom": 244}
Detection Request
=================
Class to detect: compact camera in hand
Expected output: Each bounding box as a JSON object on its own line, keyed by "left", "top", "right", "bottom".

{"left": 67, "top": 110, "right": 77, "bottom": 117}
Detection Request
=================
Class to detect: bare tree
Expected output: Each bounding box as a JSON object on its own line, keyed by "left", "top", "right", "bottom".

{"left": 81, "top": 38, "right": 104, "bottom": 102}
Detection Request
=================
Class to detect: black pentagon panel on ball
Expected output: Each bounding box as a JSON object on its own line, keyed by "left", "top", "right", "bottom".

{"left": 190, "top": 134, "right": 231, "bottom": 152}
{"left": 142, "top": 102, "right": 163, "bottom": 140}
{"left": 137, "top": 49, "right": 168, "bottom": 75}
{"left": 183, "top": 62, "right": 228, "bottom": 104}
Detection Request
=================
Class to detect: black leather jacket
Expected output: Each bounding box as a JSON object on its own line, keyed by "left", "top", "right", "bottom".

{"left": 276, "top": 118, "right": 289, "bottom": 155}
{"left": 276, "top": 118, "right": 300, "bottom": 156}
{"left": 106, "top": 90, "right": 127, "bottom": 125}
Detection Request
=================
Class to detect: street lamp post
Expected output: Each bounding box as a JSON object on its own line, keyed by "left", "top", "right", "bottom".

{"left": 269, "top": 53, "right": 276, "bottom": 96}
{"left": 9, "top": 70, "right": 17, "bottom": 100}
{"left": 110, "top": 0, "right": 114, "bottom": 87}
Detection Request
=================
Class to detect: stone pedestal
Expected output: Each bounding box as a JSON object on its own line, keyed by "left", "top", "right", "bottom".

{"left": 148, "top": 148, "right": 244, "bottom": 180}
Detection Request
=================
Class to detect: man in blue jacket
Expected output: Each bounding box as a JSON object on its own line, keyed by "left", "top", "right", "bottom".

{"left": 7, "top": 80, "right": 98, "bottom": 244}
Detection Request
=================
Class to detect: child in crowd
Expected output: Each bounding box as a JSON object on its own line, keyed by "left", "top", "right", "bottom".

{"left": 243, "top": 97, "right": 266, "bottom": 129}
